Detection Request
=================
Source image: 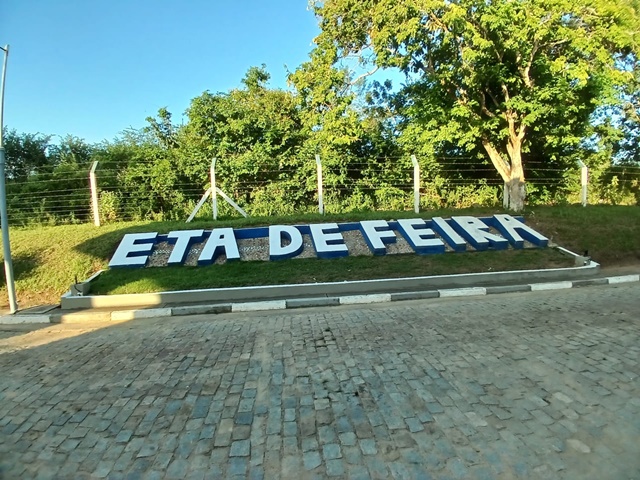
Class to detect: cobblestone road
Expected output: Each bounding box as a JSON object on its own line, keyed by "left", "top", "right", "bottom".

{"left": 1, "top": 283, "right": 639, "bottom": 479}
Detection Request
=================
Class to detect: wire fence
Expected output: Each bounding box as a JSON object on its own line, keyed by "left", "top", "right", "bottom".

{"left": 4, "top": 156, "right": 639, "bottom": 226}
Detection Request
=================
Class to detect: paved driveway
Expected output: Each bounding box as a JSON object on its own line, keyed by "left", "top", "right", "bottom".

{"left": 1, "top": 283, "right": 639, "bottom": 479}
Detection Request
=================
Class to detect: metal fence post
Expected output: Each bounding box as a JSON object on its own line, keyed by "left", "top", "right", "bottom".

{"left": 0, "top": 44, "right": 17, "bottom": 313}
{"left": 315, "top": 155, "right": 324, "bottom": 215}
{"left": 411, "top": 155, "right": 420, "bottom": 213}
{"left": 577, "top": 160, "right": 588, "bottom": 207}
{"left": 210, "top": 158, "right": 217, "bottom": 220}
{"left": 89, "top": 161, "right": 100, "bottom": 226}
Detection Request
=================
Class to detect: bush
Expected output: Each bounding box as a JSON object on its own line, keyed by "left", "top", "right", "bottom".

{"left": 99, "top": 191, "right": 122, "bottom": 223}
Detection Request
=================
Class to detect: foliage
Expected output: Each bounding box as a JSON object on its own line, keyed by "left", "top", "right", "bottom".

{"left": 3, "top": 133, "right": 93, "bottom": 224}
{"left": 98, "top": 190, "right": 122, "bottom": 223}
{"left": 309, "top": 0, "right": 640, "bottom": 210}
{"left": 3, "top": 40, "right": 640, "bottom": 224}
{"left": 3, "top": 129, "right": 53, "bottom": 181}
{"left": 612, "top": 55, "right": 640, "bottom": 164}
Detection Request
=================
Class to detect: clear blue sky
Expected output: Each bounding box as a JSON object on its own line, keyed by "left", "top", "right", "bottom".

{"left": 2, "top": 0, "right": 320, "bottom": 143}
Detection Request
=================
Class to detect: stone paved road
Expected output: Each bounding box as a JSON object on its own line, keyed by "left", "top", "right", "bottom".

{"left": 1, "top": 283, "right": 639, "bottom": 480}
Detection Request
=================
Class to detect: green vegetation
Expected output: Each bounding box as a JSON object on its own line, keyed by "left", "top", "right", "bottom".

{"left": 3, "top": 0, "right": 639, "bottom": 224}
{"left": 90, "top": 249, "right": 572, "bottom": 296}
{"left": 307, "top": 0, "right": 640, "bottom": 210}
{"left": 1, "top": 206, "right": 638, "bottom": 307}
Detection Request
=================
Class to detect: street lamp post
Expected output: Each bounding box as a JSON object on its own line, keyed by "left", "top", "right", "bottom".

{"left": 0, "top": 44, "right": 18, "bottom": 313}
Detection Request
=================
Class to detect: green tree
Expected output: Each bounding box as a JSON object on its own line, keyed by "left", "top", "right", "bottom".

{"left": 310, "top": 0, "right": 640, "bottom": 210}
{"left": 91, "top": 127, "right": 192, "bottom": 221}
{"left": 183, "top": 66, "right": 305, "bottom": 168}
{"left": 615, "top": 54, "right": 640, "bottom": 164}
{"left": 289, "top": 47, "right": 364, "bottom": 151}
{"left": 3, "top": 131, "right": 97, "bottom": 224}
{"left": 180, "top": 66, "right": 313, "bottom": 214}
{"left": 145, "top": 107, "right": 179, "bottom": 150}
{"left": 291, "top": 50, "right": 415, "bottom": 212}
{"left": 3, "top": 129, "right": 53, "bottom": 180}
{"left": 49, "top": 135, "right": 94, "bottom": 166}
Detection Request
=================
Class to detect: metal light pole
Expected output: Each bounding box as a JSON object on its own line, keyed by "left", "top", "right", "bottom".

{"left": 0, "top": 45, "right": 18, "bottom": 313}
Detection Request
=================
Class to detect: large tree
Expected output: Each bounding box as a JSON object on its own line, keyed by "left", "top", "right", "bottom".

{"left": 3, "top": 129, "right": 53, "bottom": 181}
{"left": 310, "top": 0, "right": 639, "bottom": 210}
{"left": 177, "top": 66, "right": 318, "bottom": 214}
{"left": 181, "top": 66, "right": 306, "bottom": 181}
{"left": 614, "top": 54, "right": 640, "bottom": 164}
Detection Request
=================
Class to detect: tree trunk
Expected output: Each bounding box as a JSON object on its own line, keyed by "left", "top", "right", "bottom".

{"left": 506, "top": 135, "right": 526, "bottom": 212}
{"left": 482, "top": 135, "right": 527, "bottom": 212}
{"left": 506, "top": 177, "right": 526, "bottom": 211}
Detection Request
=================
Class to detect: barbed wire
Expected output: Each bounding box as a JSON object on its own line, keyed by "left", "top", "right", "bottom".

{"left": 3, "top": 157, "right": 638, "bottom": 224}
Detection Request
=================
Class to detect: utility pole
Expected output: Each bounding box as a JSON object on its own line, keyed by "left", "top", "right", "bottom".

{"left": 0, "top": 44, "right": 18, "bottom": 313}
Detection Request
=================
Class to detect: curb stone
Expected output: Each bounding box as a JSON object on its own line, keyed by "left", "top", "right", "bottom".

{"left": 530, "top": 281, "right": 573, "bottom": 291}
{"left": 1, "top": 274, "right": 638, "bottom": 324}
{"left": 339, "top": 294, "right": 391, "bottom": 305}
{"left": 231, "top": 300, "right": 287, "bottom": 312}
{"left": 485, "top": 285, "right": 531, "bottom": 294}
{"left": 607, "top": 274, "right": 640, "bottom": 284}
{"left": 438, "top": 287, "right": 487, "bottom": 297}
{"left": 0, "top": 314, "right": 51, "bottom": 325}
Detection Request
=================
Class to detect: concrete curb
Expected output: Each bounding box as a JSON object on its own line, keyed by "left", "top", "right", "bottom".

{"left": 59, "top": 257, "right": 600, "bottom": 310}
{"left": 439, "top": 287, "right": 487, "bottom": 297}
{"left": 530, "top": 281, "right": 573, "bottom": 291}
{"left": 2, "top": 273, "right": 638, "bottom": 324}
{"left": 0, "top": 315, "right": 51, "bottom": 325}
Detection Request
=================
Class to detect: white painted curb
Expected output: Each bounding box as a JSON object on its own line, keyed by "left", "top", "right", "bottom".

{"left": 607, "top": 274, "right": 640, "bottom": 284}
{"left": 231, "top": 300, "right": 287, "bottom": 312}
{"left": 4, "top": 268, "right": 637, "bottom": 324}
{"left": 439, "top": 287, "right": 487, "bottom": 297}
{"left": 339, "top": 294, "right": 392, "bottom": 305}
{"left": 530, "top": 281, "right": 573, "bottom": 291}
{"left": 110, "top": 308, "right": 172, "bottom": 321}
{"left": 61, "top": 255, "right": 601, "bottom": 310}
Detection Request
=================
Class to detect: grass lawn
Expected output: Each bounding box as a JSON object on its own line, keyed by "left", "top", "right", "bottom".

{"left": 1, "top": 205, "right": 638, "bottom": 307}
{"left": 91, "top": 249, "right": 572, "bottom": 296}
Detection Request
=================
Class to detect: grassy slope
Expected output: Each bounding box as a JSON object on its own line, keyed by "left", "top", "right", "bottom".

{"left": 91, "top": 249, "right": 572, "bottom": 295}
{"left": 526, "top": 206, "right": 640, "bottom": 266}
{"left": 1, "top": 206, "right": 638, "bottom": 306}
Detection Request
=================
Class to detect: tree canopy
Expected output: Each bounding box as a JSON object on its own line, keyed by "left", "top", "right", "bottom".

{"left": 310, "top": 0, "right": 640, "bottom": 210}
